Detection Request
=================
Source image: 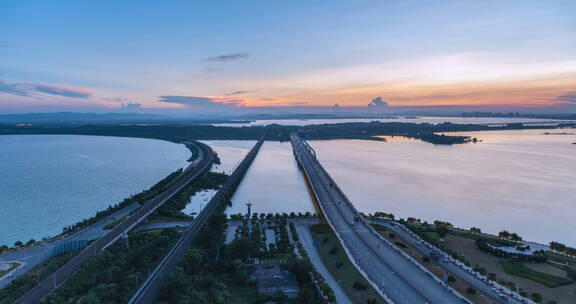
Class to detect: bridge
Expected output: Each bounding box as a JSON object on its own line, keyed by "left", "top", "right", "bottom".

{"left": 290, "top": 133, "right": 471, "bottom": 304}
{"left": 13, "top": 141, "right": 215, "bottom": 304}
{"left": 128, "top": 137, "right": 264, "bottom": 304}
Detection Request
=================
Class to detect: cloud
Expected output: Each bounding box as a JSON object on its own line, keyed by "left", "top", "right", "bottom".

{"left": 367, "top": 97, "right": 389, "bottom": 107}
{"left": 0, "top": 81, "right": 28, "bottom": 96}
{"left": 159, "top": 95, "right": 242, "bottom": 110}
{"left": 0, "top": 80, "right": 93, "bottom": 99}
{"left": 34, "top": 84, "right": 92, "bottom": 98}
{"left": 202, "top": 53, "right": 250, "bottom": 63}
{"left": 288, "top": 101, "right": 310, "bottom": 105}
{"left": 552, "top": 93, "right": 576, "bottom": 103}
{"left": 120, "top": 103, "right": 142, "bottom": 110}
{"left": 224, "top": 90, "right": 252, "bottom": 96}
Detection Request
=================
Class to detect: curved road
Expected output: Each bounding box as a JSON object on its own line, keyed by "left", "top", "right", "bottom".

{"left": 12, "top": 140, "right": 215, "bottom": 304}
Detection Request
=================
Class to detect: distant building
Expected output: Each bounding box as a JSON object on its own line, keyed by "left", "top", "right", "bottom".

{"left": 248, "top": 263, "right": 300, "bottom": 299}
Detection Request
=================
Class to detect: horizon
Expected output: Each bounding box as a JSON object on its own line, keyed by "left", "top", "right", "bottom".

{"left": 1, "top": 1, "right": 576, "bottom": 114}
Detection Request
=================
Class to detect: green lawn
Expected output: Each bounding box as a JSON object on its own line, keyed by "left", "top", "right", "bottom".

{"left": 260, "top": 254, "right": 290, "bottom": 264}
{"left": 499, "top": 261, "right": 573, "bottom": 288}
{"left": 310, "top": 224, "right": 386, "bottom": 304}
{"left": 545, "top": 251, "right": 576, "bottom": 267}
{"left": 103, "top": 216, "right": 127, "bottom": 229}
{"left": 226, "top": 283, "right": 261, "bottom": 304}
{"left": 0, "top": 262, "right": 20, "bottom": 278}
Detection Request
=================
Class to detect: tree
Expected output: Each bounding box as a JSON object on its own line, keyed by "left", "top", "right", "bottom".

{"left": 510, "top": 233, "right": 522, "bottom": 242}
{"left": 227, "top": 238, "right": 254, "bottom": 261}
{"left": 26, "top": 239, "right": 36, "bottom": 246}
{"left": 437, "top": 226, "right": 449, "bottom": 238}
{"left": 14, "top": 240, "right": 23, "bottom": 247}
{"left": 531, "top": 292, "right": 542, "bottom": 303}
{"left": 231, "top": 259, "right": 247, "bottom": 284}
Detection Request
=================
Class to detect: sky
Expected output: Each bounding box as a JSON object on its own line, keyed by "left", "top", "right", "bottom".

{"left": 1, "top": 0, "right": 575, "bottom": 114}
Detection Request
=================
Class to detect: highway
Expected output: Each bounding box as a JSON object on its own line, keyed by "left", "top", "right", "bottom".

{"left": 128, "top": 137, "right": 265, "bottom": 304}
{"left": 12, "top": 140, "right": 215, "bottom": 304}
{"left": 290, "top": 133, "right": 470, "bottom": 304}
{"left": 368, "top": 219, "right": 531, "bottom": 304}
{"left": 0, "top": 202, "right": 140, "bottom": 289}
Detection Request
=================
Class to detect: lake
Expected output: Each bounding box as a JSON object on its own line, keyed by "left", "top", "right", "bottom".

{"left": 211, "top": 116, "right": 567, "bottom": 127}
{"left": 0, "top": 135, "right": 190, "bottom": 246}
{"left": 199, "top": 130, "right": 576, "bottom": 246}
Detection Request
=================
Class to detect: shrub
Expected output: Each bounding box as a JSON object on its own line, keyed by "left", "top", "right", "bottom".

{"left": 394, "top": 241, "right": 407, "bottom": 249}
{"left": 328, "top": 246, "right": 339, "bottom": 254}
{"left": 352, "top": 281, "right": 367, "bottom": 290}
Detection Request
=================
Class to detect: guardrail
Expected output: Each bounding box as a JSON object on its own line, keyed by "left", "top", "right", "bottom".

{"left": 291, "top": 133, "right": 472, "bottom": 304}
{"left": 128, "top": 137, "right": 265, "bottom": 304}
{"left": 13, "top": 140, "right": 215, "bottom": 304}
{"left": 290, "top": 134, "right": 397, "bottom": 304}
{"left": 372, "top": 218, "right": 536, "bottom": 304}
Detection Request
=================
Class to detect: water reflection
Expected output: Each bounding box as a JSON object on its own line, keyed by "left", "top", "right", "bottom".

{"left": 310, "top": 129, "right": 576, "bottom": 246}
{"left": 228, "top": 141, "right": 316, "bottom": 216}
{"left": 198, "top": 130, "right": 575, "bottom": 245}
{"left": 211, "top": 117, "right": 566, "bottom": 127}
{"left": 182, "top": 189, "right": 218, "bottom": 216}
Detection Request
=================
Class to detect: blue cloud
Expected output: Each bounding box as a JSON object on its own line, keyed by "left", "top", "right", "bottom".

{"left": 202, "top": 53, "right": 250, "bottom": 62}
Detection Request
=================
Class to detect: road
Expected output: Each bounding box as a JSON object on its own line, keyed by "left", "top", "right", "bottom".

{"left": 368, "top": 219, "right": 531, "bottom": 304}
{"left": 128, "top": 137, "right": 264, "bottom": 304}
{"left": 0, "top": 202, "right": 140, "bottom": 289}
{"left": 291, "top": 134, "right": 470, "bottom": 304}
{"left": 294, "top": 221, "right": 353, "bottom": 304}
{"left": 12, "top": 140, "right": 215, "bottom": 304}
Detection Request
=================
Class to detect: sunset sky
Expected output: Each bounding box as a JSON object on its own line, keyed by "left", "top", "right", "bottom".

{"left": 1, "top": 0, "right": 575, "bottom": 113}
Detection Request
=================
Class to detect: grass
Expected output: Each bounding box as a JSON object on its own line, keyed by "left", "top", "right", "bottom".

{"left": 226, "top": 282, "right": 260, "bottom": 304}
{"left": 448, "top": 229, "right": 515, "bottom": 246}
{"left": 0, "top": 252, "right": 77, "bottom": 304}
{"left": 310, "top": 224, "right": 386, "bottom": 304}
{"left": 499, "top": 261, "right": 573, "bottom": 288}
{"left": 544, "top": 251, "right": 576, "bottom": 267}
{"left": 147, "top": 215, "right": 192, "bottom": 224}
{"left": 103, "top": 216, "right": 127, "bottom": 229}
{"left": 373, "top": 226, "right": 494, "bottom": 304}
{"left": 260, "top": 254, "right": 290, "bottom": 264}
{"left": 423, "top": 231, "right": 441, "bottom": 241}
{"left": 0, "top": 262, "right": 21, "bottom": 278}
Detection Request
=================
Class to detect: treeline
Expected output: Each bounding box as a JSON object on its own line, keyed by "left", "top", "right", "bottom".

{"left": 153, "top": 172, "right": 228, "bottom": 220}
{"left": 159, "top": 210, "right": 328, "bottom": 303}
{"left": 0, "top": 252, "right": 77, "bottom": 304}
{"left": 549, "top": 241, "right": 576, "bottom": 257}
{"left": 62, "top": 168, "right": 183, "bottom": 234}
{"left": 3, "top": 170, "right": 228, "bottom": 303}
{"left": 2, "top": 120, "right": 570, "bottom": 144}
{"left": 404, "top": 133, "right": 477, "bottom": 145}
{"left": 40, "top": 229, "right": 181, "bottom": 304}
{"left": 475, "top": 239, "right": 546, "bottom": 262}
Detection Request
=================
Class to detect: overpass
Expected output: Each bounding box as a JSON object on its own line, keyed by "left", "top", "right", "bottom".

{"left": 13, "top": 141, "right": 215, "bottom": 304}
{"left": 290, "top": 133, "right": 470, "bottom": 304}
{"left": 128, "top": 137, "right": 265, "bottom": 304}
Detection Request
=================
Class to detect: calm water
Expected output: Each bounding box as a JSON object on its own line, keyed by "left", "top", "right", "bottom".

{"left": 191, "top": 141, "right": 314, "bottom": 216}
{"left": 0, "top": 135, "right": 190, "bottom": 246}
{"left": 212, "top": 116, "right": 566, "bottom": 127}
{"left": 202, "top": 130, "right": 576, "bottom": 246}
